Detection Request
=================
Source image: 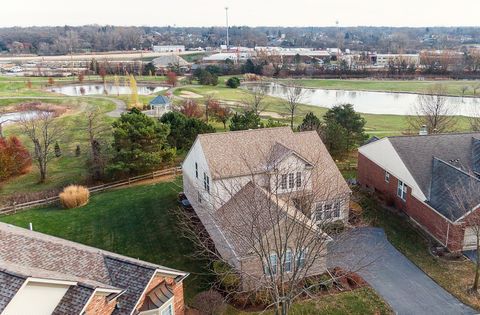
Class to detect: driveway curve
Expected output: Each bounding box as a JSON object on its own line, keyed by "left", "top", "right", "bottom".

{"left": 328, "top": 227, "right": 476, "bottom": 315}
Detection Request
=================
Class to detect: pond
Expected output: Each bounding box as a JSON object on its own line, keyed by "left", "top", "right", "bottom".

{"left": 243, "top": 82, "right": 480, "bottom": 117}
{"left": 49, "top": 84, "right": 168, "bottom": 96}
{"left": 0, "top": 111, "right": 41, "bottom": 125}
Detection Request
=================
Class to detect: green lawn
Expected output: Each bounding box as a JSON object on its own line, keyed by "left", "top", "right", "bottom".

{"left": 287, "top": 79, "right": 480, "bottom": 97}
{"left": 0, "top": 178, "right": 211, "bottom": 301}
{"left": 225, "top": 287, "right": 392, "bottom": 315}
{"left": 0, "top": 97, "right": 116, "bottom": 198}
{"left": 359, "top": 191, "right": 480, "bottom": 311}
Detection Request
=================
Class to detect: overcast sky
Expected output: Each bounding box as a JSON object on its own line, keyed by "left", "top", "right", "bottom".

{"left": 1, "top": 0, "right": 479, "bottom": 27}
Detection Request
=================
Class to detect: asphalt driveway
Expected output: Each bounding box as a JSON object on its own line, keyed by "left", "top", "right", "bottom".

{"left": 328, "top": 227, "right": 476, "bottom": 315}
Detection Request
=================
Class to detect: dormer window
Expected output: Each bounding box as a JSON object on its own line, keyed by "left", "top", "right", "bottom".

{"left": 296, "top": 172, "right": 302, "bottom": 187}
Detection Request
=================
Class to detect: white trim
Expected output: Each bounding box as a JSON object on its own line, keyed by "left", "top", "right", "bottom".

{"left": 26, "top": 277, "right": 77, "bottom": 286}
{"left": 454, "top": 203, "right": 480, "bottom": 223}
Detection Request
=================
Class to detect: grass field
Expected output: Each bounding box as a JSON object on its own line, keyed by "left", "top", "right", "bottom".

{"left": 287, "top": 79, "right": 480, "bottom": 97}
{"left": 359, "top": 192, "right": 480, "bottom": 311}
{"left": 0, "top": 178, "right": 211, "bottom": 301}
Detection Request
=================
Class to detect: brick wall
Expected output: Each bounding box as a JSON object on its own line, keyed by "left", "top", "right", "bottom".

{"left": 135, "top": 274, "right": 185, "bottom": 315}
{"left": 84, "top": 294, "right": 117, "bottom": 315}
{"left": 358, "top": 153, "right": 465, "bottom": 251}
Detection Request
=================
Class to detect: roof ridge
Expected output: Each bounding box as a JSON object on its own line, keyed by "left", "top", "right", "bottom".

{"left": 0, "top": 223, "right": 183, "bottom": 275}
{"left": 388, "top": 131, "right": 480, "bottom": 139}
{"left": 198, "top": 126, "right": 292, "bottom": 138}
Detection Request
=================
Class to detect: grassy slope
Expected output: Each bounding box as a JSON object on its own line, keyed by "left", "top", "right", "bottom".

{"left": 0, "top": 179, "right": 210, "bottom": 301}
{"left": 289, "top": 79, "right": 480, "bottom": 97}
{"left": 0, "top": 97, "right": 115, "bottom": 197}
{"left": 359, "top": 192, "right": 480, "bottom": 310}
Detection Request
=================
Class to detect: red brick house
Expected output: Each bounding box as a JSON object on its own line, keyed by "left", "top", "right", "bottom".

{"left": 358, "top": 132, "right": 480, "bottom": 252}
{"left": 0, "top": 222, "right": 187, "bottom": 315}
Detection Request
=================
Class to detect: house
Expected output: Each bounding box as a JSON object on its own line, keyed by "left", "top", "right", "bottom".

{"left": 149, "top": 95, "right": 172, "bottom": 117}
{"left": 0, "top": 222, "right": 187, "bottom": 315}
{"left": 182, "top": 127, "right": 350, "bottom": 288}
{"left": 151, "top": 55, "right": 191, "bottom": 74}
{"left": 358, "top": 132, "right": 480, "bottom": 252}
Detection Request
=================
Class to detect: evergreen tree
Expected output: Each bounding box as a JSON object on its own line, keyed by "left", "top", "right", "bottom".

{"left": 54, "top": 141, "right": 62, "bottom": 157}
{"left": 298, "top": 112, "right": 321, "bottom": 132}
{"left": 75, "top": 144, "right": 81, "bottom": 157}
{"left": 229, "top": 110, "right": 261, "bottom": 131}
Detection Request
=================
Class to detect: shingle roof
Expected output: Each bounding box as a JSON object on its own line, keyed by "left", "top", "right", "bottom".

{"left": 52, "top": 285, "right": 93, "bottom": 315}
{"left": 149, "top": 95, "right": 170, "bottom": 106}
{"left": 0, "top": 270, "right": 24, "bottom": 313}
{"left": 215, "top": 182, "right": 320, "bottom": 256}
{"left": 389, "top": 132, "right": 480, "bottom": 197}
{"left": 429, "top": 158, "right": 480, "bottom": 221}
{"left": 0, "top": 223, "right": 186, "bottom": 314}
{"left": 196, "top": 127, "right": 350, "bottom": 198}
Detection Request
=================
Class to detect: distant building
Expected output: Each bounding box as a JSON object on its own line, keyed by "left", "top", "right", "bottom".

{"left": 152, "top": 45, "right": 185, "bottom": 53}
{"left": 202, "top": 52, "right": 252, "bottom": 63}
{"left": 152, "top": 55, "right": 191, "bottom": 73}
{"left": 370, "top": 54, "right": 420, "bottom": 67}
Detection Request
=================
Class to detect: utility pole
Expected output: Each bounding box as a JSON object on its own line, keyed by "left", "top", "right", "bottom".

{"left": 225, "top": 7, "right": 229, "bottom": 50}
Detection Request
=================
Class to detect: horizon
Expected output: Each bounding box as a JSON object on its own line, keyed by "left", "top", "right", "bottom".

{"left": 1, "top": 0, "right": 479, "bottom": 28}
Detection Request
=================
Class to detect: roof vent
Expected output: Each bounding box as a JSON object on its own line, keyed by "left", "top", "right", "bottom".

{"left": 419, "top": 125, "right": 428, "bottom": 136}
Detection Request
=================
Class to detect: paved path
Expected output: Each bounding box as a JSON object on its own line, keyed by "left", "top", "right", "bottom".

{"left": 328, "top": 228, "right": 477, "bottom": 315}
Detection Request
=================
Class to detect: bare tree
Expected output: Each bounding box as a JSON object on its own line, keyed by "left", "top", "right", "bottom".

{"left": 447, "top": 177, "right": 480, "bottom": 294}
{"left": 461, "top": 85, "right": 470, "bottom": 98}
{"left": 178, "top": 144, "right": 374, "bottom": 314}
{"left": 243, "top": 87, "right": 266, "bottom": 115}
{"left": 18, "top": 111, "right": 64, "bottom": 183}
{"left": 407, "top": 85, "right": 457, "bottom": 134}
{"left": 84, "top": 106, "right": 111, "bottom": 181}
{"left": 283, "top": 82, "right": 306, "bottom": 129}
{"left": 472, "top": 84, "right": 480, "bottom": 97}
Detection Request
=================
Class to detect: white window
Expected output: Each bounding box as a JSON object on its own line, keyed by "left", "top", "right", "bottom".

{"left": 296, "top": 172, "right": 302, "bottom": 188}
{"left": 288, "top": 173, "right": 295, "bottom": 189}
{"left": 203, "top": 172, "right": 210, "bottom": 193}
{"left": 296, "top": 248, "right": 307, "bottom": 269}
{"left": 268, "top": 252, "right": 278, "bottom": 275}
{"left": 161, "top": 302, "right": 174, "bottom": 315}
{"left": 315, "top": 201, "right": 341, "bottom": 221}
{"left": 195, "top": 162, "right": 198, "bottom": 179}
{"left": 385, "top": 171, "right": 390, "bottom": 183}
{"left": 284, "top": 248, "right": 292, "bottom": 272}
{"left": 397, "top": 180, "right": 407, "bottom": 201}
{"left": 280, "top": 174, "right": 287, "bottom": 190}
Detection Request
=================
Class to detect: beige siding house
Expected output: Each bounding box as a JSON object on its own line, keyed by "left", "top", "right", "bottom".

{"left": 182, "top": 127, "right": 350, "bottom": 289}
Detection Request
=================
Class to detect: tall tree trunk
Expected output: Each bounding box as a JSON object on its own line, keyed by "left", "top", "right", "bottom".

{"left": 290, "top": 111, "right": 294, "bottom": 129}
{"left": 473, "top": 234, "right": 480, "bottom": 292}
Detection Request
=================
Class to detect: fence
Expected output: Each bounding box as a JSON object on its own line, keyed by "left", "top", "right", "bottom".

{"left": 0, "top": 166, "right": 182, "bottom": 216}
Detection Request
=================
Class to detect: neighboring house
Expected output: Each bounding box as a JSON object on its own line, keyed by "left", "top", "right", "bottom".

{"left": 152, "top": 45, "right": 185, "bottom": 53}
{"left": 151, "top": 55, "right": 191, "bottom": 74}
{"left": 358, "top": 132, "right": 480, "bottom": 252}
{"left": 182, "top": 127, "right": 350, "bottom": 288}
{"left": 149, "top": 95, "right": 172, "bottom": 117}
{"left": 0, "top": 222, "right": 187, "bottom": 315}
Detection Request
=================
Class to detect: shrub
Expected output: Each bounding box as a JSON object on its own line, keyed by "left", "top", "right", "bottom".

{"left": 0, "top": 136, "right": 31, "bottom": 181}
{"left": 191, "top": 290, "right": 226, "bottom": 315}
{"left": 226, "top": 77, "right": 241, "bottom": 88}
{"left": 75, "top": 145, "right": 81, "bottom": 157}
{"left": 59, "top": 185, "right": 90, "bottom": 209}
{"left": 54, "top": 141, "right": 62, "bottom": 157}
{"left": 213, "top": 260, "right": 240, "bottom": 292}
{"left": 324, "top": 220, "right": 345, "bottom": 235}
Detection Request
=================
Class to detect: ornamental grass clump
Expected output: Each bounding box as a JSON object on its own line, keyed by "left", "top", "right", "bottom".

{"left": 59, "top": 185, "right": 90, "bottom": 209}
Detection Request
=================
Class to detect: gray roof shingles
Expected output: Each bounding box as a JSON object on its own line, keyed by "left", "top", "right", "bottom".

{"left": 0, "top": 223, "right": 185, "bottom": 314}
{"left": 52, "top": 285, "right": 94, "bottom": 315}
{"left": 0, "top": 271, "right": 25, "bottom": 313}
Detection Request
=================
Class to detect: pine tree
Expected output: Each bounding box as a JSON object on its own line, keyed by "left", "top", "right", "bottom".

{"left": 54, "top": 141, "right": 62, "bottom": 157}
{"left": 75, "top": 144, "right": 81, "bottom": 157}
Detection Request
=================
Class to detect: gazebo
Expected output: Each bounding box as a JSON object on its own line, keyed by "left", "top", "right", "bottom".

{"left": 149, "top": 95, "right": 171, "bottom": 117}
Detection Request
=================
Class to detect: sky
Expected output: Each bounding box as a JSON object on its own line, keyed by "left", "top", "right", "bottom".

{"left": 1, "top": 0, "right": 479, "bottom": 27}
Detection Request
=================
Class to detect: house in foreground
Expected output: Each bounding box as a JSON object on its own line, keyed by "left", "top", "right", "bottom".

{"left": 182, "top": 127, "right": 350, "bottom": 288}
{"left": 0, "top": 222, "right": 187, "bottom": 315}
{"left": 358, "top": 132, "right": 480, "bottom": 252}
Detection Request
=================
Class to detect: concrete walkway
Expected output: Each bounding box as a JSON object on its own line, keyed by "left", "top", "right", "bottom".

{"left": 328, "top": 228, "right": 477, "bottom": 315}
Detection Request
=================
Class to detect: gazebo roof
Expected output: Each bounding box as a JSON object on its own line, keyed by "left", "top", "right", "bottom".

{"left": 149, "top": 95, "right": 170, "bottom": 106}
